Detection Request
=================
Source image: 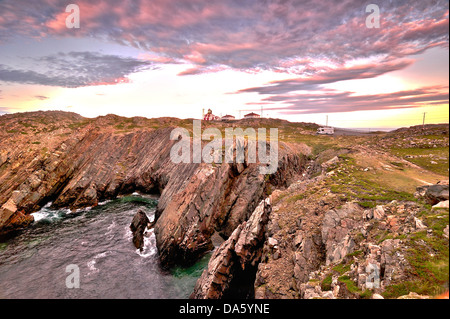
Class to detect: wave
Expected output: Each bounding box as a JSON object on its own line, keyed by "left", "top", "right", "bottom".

{"left": 31, "top": 202, "right": 71, "bottom": 223}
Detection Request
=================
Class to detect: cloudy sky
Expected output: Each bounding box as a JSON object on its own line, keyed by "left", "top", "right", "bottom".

{"left": 0, "top": 0, "right": 448, "bottom": 129}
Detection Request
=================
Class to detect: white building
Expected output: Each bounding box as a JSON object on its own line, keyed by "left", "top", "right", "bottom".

{"left": 243, "top": 112, "right": 261, "bottom": 119}
{"left": 221, "top": 114, "right": 236, "bottom": 121}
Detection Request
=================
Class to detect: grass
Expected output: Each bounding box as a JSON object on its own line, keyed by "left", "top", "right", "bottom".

{"left": 19, "top": 121, "right": 35, "bottom": 128}
{"left": 338, "top": 275, "right": 372, "bottom": 298}
{"left": 422, "top": 211, "right": 449, "bottom": 237}
{"left": 390, "top": 146, "right": 449, "bottom": 176}
{"left": 332, "top": 262, "right": 352, "bottom": 275}
{"left": 68, "top": 120, "right": 92, "bottom": 129}
{"left": 328, "top": 170, "right": 416, "bottom": 206}
{"left": 286, "top": 193, "right": 306, "bottom": 203}
{"left": 382, "top": 209, "right": 449, "bottom": 298}
{"left": 321, "top": 274, "right": 333, "bottom": 291}
{"left": 358, "top": 201, "right": 377, "bottom": 209}
{"left": 346, "top": 250, "right": 363, "bottom": 257}
{"left": 323, "top": 151, "right": 423, "bottom": 210}
{"left": 375, "top": 230, "right": 394, "bottom": 244}
{"left": 317, "top": 146, "right": 448, "bottom": 299}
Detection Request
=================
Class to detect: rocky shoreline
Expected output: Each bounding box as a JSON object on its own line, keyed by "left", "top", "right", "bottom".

{"left": 1, "top": 111, "right": 448, "bottom": 299}
{"left": 0, "top": 112, "right": 306, "bottom": 269}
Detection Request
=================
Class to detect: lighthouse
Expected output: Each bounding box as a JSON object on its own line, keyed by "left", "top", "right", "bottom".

{"left": 203, "top": 108, "right": 220, "bottom": 121}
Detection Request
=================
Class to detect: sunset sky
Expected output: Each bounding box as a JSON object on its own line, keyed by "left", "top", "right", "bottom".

{"left": 0, "top": 0, "right": 448, "bottom": 129}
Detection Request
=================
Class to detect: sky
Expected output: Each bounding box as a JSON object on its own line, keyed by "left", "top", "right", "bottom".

{"left": 0, "top": 0, "right": 448, "bottom": 129}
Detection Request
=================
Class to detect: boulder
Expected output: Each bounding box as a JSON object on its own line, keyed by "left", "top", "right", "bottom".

{"left": 432, "top": 200, "right": 449, "bottom": 210}
{"left": 415, "top": 184, "right": 449, "bottom": 205}
{"left": 130, "top": 210, "right": 150, "bottom": 251}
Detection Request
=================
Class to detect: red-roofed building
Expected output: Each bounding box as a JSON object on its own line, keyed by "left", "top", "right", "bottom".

{"left": 221, "top": 114, "right": 236, "bottom": 121}
{"left": 244, "top": 112, "right": 261, "bottom": 119}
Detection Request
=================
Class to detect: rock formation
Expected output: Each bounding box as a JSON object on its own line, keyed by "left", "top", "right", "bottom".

{"left": 191, "top": 198, "right": 271, "bottom": 299}
{"left": 154, "top": 142, "right": 305, "bottom": 268}
{"left": 414, "top": 182, "right": 449, "bottom": 205}
{"left": 2, "top": 112, "right": 447, "bottom": 299}
{"left": 0, "top": 112, "right": 306, "bottom": 270}
{"left": 130, "top": 210, "right": 150, "bottom": 251}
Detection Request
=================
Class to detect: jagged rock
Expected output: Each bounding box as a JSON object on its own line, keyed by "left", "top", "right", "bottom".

{"left": 301, "top": 282, "right": 322, "bottom": 299}
{"left": 154, "top": 161, "right": 266, "bottom": 268}
{"left": 234, "top": 198, "right": 271, "bottom": 268}
{"left": 130, "top": 210, "right": 150, "bottom": 251}
{"left": 191, "top": 199, "right": 271, "bottom": 299}
{"left": 293, "top": 235, "right": 325, "bottom": 290}
{"left": 356, "top": 244, "right": 381, "bottom": 290}
{"left": 380, "top": 239, "right": 409, "bottom": 288}
{"left": 293, "top": 233, "right": 303, "bottom": 248}
{"left": 155, "top": 143, "right": 305, "bottom": 268}
{"left": 0, "top": 126, "right": 185, "bottom": 236}
{"left": 0, "top": 151, "right": 8, "bottom": 167}
{"left": 322, "top": 202, "right": 362, "bottom": 265}
{"left": 4, "top": 111, "right": 445, "bottom": 300}
{"left": 322, "top": 290, "right": 335, "bottom": 299}
{"left": 300, "top": 281, "right": 336, "bottom": 299}
{"left": 363, "top": 209, "right": 374, "bottom": 220}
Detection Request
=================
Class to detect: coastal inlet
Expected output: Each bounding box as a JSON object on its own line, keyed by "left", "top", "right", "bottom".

{"left": 0, "top": 194, "right": 210, "bottom": 299}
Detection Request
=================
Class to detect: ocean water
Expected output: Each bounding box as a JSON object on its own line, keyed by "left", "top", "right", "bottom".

{"left": 0, "top": 194, "right": 210, "bottom": 299}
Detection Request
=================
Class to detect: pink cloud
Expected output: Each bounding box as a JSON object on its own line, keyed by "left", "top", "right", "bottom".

{"left": 0, "top": 0, "right": 448, "bottom": 85}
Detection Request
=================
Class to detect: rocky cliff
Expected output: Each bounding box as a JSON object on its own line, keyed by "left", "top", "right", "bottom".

{"left": 154, "top": 141, "right": 306, "bottom": 268}
{"left": 0, "top": 111, "right": 307, "bottom": 270}
{"left": 1, "top": 112, "right": 448, "bottom": 299}
{"left": 192, "top": 124, "right": 449, "bottom": 299}
{"left": 0, "top": 123, "right": 186, "bottom": 237}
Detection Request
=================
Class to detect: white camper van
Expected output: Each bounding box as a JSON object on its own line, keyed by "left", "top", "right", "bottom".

{"left": 316, "top": 127, "right": 334, "bottom": 135}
